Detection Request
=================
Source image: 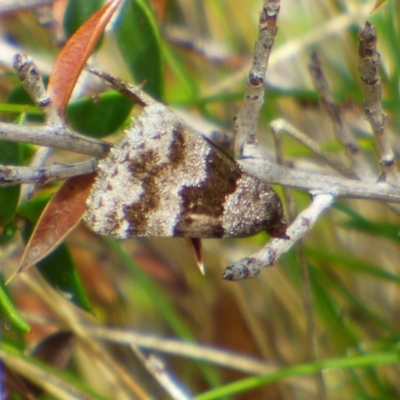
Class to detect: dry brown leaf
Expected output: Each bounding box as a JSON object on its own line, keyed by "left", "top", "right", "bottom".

{"left": 48, "top": 0, "right": 122, "bottom": 116}
{"left": 14, "top": 173, "right": 96, "bottom": 278}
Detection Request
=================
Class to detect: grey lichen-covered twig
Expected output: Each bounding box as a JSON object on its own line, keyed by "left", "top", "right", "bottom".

{"left": 234, "top": 0, "right": 280, "bottom": 158}
{"left": 358, "top": 22, "right": 400, "bottom": 185}
{"left": 0, "top": 160, "right": 97, "bottom": 186}
{"left": 0, "top": 123, "right": 110, "bottom": 158}
{"left": 13, "top": 54, "right": 62, "bottom": 127}
{"left": 13, "top": 54, "right": 65, "bottom": 201}
{"left": 239, "top": 155, "right": 400, "bottom": 203}
{"left": 223, "top": 193, "right": 335, "bottom": 280}
{"left": 308, "top": 52, "right": 371, "bottom": 178}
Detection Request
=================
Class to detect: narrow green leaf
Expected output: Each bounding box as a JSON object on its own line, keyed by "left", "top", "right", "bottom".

{"left": 66, "top": 91, "right": 133, "bottom": 138}
{"left": 37, "top": 244, "right": 92, "bottom": 313}
{"left": 307, "top": 246, "right": 400, "bottom": 283}
{"left": 0, "top": 279, "right": 30, "bottom": 332}
{"left": 17, "top": 196, "right": 92, "bottom": 313}
{"left": 335, "top": 204, "right": 400, "bottom": 242}
{"left": 194, "top": 351, "right": 400, "bottom": 400}
{"left": 115, "top": 0, "right": 164, "bottom": 100}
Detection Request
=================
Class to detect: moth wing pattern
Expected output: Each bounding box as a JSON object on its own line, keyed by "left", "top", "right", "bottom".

{"left": 84, "top": 103, "right": 286, "bottom": 239}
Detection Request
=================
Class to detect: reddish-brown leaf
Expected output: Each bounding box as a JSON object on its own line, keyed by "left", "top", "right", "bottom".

{"left": 371, "top": 0, "right": 387, "bottom": 12}
{"left": 150, "top": 0, "right": 167, "bottom": 23}
{"left": 48, "top": 0, "right": 122, "bottom": 116}
{"left": 14, "top": 173, "right": 96, "bottom": 277}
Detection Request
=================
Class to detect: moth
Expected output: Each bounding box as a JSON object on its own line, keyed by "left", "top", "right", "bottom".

{"left": 84, "top": 103, "right": 287, "bottom": 239}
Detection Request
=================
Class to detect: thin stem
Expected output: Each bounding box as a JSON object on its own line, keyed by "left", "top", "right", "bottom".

{"left": 223, "top": 193, "right": 334, "bottom": 281}
{"left": 13, "top": 54, "right": 61, "bottom": 126}
{"left": 358, "top": 22, "right": 400, "bottom": 184}
{"left": 233, "top": 0, "right": 280, "bottom": 158}
{"left": 130, "top": 345, "right": 191, "bottom": 400}
{"left": 0, "top": 123, "right": 110, "bottom": 157}
{"left": 309, "top": 52, "right": 371, "bottom": 179}
{"left": 271, "top": 119, "right": 358, "bottom": 180}
{"left": 239, "top": 157, "right": 400, "bottom": 203}
{"left": 0, "top": 159, "right": 97, "bottom": 186}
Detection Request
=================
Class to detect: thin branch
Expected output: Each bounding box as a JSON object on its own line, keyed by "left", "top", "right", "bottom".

{"left": 13, "top": 54, "right": 62, "bottom": 126}
{"left": 223, "top": 193, "right": 335, "bottom": 281}
{"left": 86, "top": 326, "right": 276, "bottom": 375}
{"left": 358, "top": 22, "right": 400, "bottom": 184}
{"left": 85, "top": 65, "right": 156, "bottom": 107}
{"left": 270, "top": 118, "right": 358, "bottom": 179}
{"left": 19, "top": 147, "right": 53, "bottom": 201}
{"left": 130, "top": 346, "right": 191, "bottom": 400}
{"left": 0, "top": 159, "right": 97, "bottom": 186}
{"left": 13, "top": 54, "right": 66, "bottom": 199}
{"left": 0, "top": 123, "right": 110, "bottom": 157}
{"left": 234, "top": 0, "right": 280, "bottom": 158}
{"left": 238, "top": 156, "right": 400, "bottom": 203}
{"left": 271, "top": 118, "right": 297, "bottom": 223}
{"left": 309, "top": 52, "right": 371, "bottom": 178}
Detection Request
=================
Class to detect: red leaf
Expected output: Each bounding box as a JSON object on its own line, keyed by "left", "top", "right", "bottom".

{"left": 12, "top": 173, "right": 96, "bottom": 279}
{"left": 48, "top": 0, "right": 122, "bottom": 116}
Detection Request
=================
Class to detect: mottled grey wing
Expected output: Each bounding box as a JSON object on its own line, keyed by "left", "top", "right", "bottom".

{"left": 84, "top": 104, "right": 286, "bottom": 239}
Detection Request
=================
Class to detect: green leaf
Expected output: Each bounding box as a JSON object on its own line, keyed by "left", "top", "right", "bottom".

{"left": 18, "top": 196, "right": 92, "bottom": 313}
{"left": 335, "top": 204, "right": 400, "bottom": 242}
{"left": 0, "top": 183, "right": 19, "bottom": 224}
{"left": 17, "top": 194, "right": 52, "bottom": 222}
{"left": 36, "top": 244, "right": 92, "bottom": 313}
{"left": 194, "top": 351, "right": 400, "bottom": 400}
{"left": 115, "top": 0, "right": 164, "bottom": 100}
{"left": 66, "top": 91, "right": 133, "bottom": 138}
{"left": 6, "top": 83, "right": 44, "bottom": 122}
{"left": 63, "top": 0, "right": 104, "bottom": 39}
{"left": 0, "top": 137, "right": 22, "bottom": 243}
{"left": 0, "top": 279, "right": 30, "bottom": 332}
{"left": 0, "top": 222, "right": 17, "bottom": 245}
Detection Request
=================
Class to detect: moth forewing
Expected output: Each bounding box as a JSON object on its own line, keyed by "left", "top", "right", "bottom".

{"left": 84, "top": 103, "right": 287, "bottom": 239}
